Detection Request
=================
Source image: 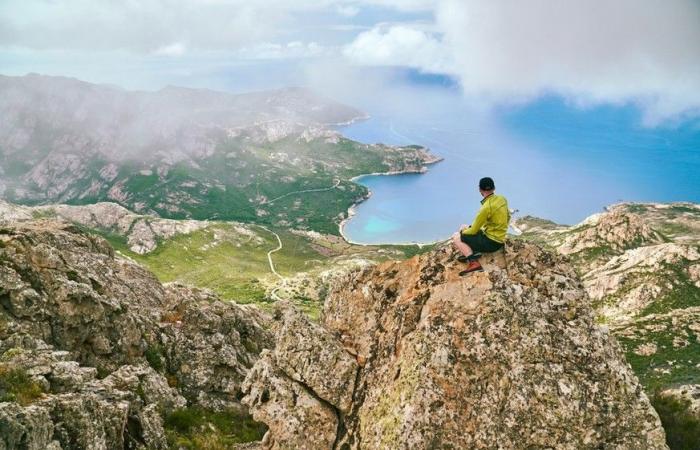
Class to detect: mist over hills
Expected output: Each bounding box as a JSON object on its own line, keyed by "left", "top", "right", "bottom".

{"left": 0, "top": 74, "right": 437, "bottom": 233}
{"left": 0, "top": 73, "right": 364, "bottom": 162}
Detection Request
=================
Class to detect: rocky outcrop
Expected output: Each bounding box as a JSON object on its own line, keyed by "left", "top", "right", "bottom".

{"left": 584, "top": 243, "right": 700, "bottom": 321}
{"left": 0, "top": 220, "right": 272, "bottom": 448}
{"left": 557, "top": 209, "right": 665, "bottom": 266}
{"left": 0, "top": 340, "right": 183, "bottom": 450}
{"left": 0, "top": 200, "right": 209, "bottom": 254}
{"left": 516, "top": 202, "right": 700, "bottom": 402}
{"left": 660, "top": 385, "right": 700, "bottom": 419}
{"left": 242, "top": 241, "right": 668, "bottom": 449}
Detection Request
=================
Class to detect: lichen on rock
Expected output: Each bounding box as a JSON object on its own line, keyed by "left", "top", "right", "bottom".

{"left": 242, "top": 240, "right": 668, "bottom": 449}
{"left": 0, "top": 220, "right": 272, "bottom": 449}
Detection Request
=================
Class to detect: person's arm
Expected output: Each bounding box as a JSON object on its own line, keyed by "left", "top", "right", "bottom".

{"left": 461, "top": 204, "right": 488, "bottom": 236}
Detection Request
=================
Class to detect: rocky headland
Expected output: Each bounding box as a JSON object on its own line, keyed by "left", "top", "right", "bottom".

{"left": 0, "top": 74, "right": 439, "bottom": 235}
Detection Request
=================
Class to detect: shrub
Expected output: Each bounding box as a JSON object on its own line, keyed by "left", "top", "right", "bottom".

{"left": 652, "top": 393, "right": 700, "bottom": 449}
{"left": 144, "top": 345, "right": 165, "bottom": 372}
{"left": 164, "top": 406, "right": 267, "bottom": 448}
{"left": 0, "top": 365, "right": 44, "bottom": 405}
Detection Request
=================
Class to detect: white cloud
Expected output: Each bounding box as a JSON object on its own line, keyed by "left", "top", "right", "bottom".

{"left": 345, "top": 0, "right": 700, "bottom": 124}
{"left": 236, "top": 41, "right": 328, "bottom": 60}
{"left": 153, "top": 42, "right": 187, "bottom": 57}
{"left": 0, "top": 0, "right": 303, "bottom": 52}
{"left": 0, "top": 0, "right": 431, "bottom": 53}
{"left": 351, "top": 0, "right": 438, "bottom": 12}
{"left": 344, "top": 24, "right": 450, "bottom": 73}
{"left": 3, "top": 0, "right": 699, "bottom": 123}
{"left": 337, "top": 5, "right": 360, "bottom": 17}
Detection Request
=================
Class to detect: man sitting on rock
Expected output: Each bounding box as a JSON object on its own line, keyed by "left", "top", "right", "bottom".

{"left": 452, "top": 176, "right": 509, "bottom": 275}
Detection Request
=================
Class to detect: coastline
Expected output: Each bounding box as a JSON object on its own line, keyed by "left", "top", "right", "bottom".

{"left": 338, "top": 155, "right": 445, "bottom": 247}
{"left": 329, "top": 113, "right": 372, "bottom": 128}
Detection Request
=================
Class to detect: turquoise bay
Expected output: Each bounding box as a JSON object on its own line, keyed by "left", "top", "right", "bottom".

{"left": 340, "top": 97, "right": 700, "bottom": 245}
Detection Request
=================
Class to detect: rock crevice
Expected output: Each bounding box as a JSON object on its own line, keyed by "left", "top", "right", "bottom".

{"left": 0, "top": 221, "right": 273, "bottom": 448}
{"left": 242, "top": 241, "right": 668, "bottom": 449}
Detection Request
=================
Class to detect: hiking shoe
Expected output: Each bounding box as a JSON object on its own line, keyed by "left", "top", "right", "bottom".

{"left": 459, "top": 260, "right": 483, "bottom": 276}
{"left": 457, "top": 253, "right": 482, "bottom": 264}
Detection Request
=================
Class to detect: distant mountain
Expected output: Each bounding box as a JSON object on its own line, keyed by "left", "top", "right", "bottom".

{"left": 0, "top": 73, "right": 364, "bottom": 162}
{"left": 0, "top": 74, "right": 439, "bottom": 234}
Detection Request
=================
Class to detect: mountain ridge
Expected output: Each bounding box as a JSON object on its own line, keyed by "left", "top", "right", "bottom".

{"left": 0, "top": 73, "right": 439, "bottom": 234}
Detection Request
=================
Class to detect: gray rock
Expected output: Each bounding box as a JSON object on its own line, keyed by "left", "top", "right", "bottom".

{"left": 0, "top": 221, "right": 272, "bottom": 448}
{"left": 270, "top": 303, "right": 358, "bottom": 413}
{"left": 0, "top": 403, "right": 59, "bottom": 450}
{"left": 242, "top": 351, "right": 338, "bottom": 450}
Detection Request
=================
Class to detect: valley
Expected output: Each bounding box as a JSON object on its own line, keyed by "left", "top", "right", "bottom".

{"left": 0, "top": 200, "right": 433, "bottom": 319}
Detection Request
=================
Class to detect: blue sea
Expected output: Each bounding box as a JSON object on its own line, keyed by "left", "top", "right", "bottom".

{"left": 340, "top": 96, "right": 700, "bottom": 245}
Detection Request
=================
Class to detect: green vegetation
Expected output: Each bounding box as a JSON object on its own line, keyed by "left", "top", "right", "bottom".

{"left": 164, "top": 407, "right": 267, "bottom": 449}
{"left": 625, "top": 204, "right": 649, "bottom": 214}
{"left": 652, "top": 394, "right": 700, "bottom": 450}
{"left": 618, "top": 324, "right": 700, "bottom": 392}
{"left": 86, "top": 221, "right": 431, "bottom": 318}
{"left": 668, "top": 205, "right": 699, "bottom": 215}
{"left": 658, "top": 222, "right": 695, "bottom": 239}
{"left": 0, "top": 365, "right": 44, "bottom": 405}
{"left": 8, "top": 131, "right": 434, "bottom": 236}
{"left": 570, "top": 244, "right": 616, "bottom": 266}
{"left": 145, "top": 344, "right": 166, "bottom": 373}
{"left": 126, "top": 225, "right": 274, "bottom": 304}
{"left": 30, "top": 208, "right": 56, "bottom": 220}
{"left": 641, "top": 263, "right": 700, "bottom": 317}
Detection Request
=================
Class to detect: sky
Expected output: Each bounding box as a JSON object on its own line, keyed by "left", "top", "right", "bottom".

{"left": 2, "top": 0, "right": 700, "bottom": 127}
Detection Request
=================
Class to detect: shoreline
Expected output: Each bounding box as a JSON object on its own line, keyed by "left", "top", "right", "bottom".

{"left": 338, "top": 155, "right": 444, "bottom": 247}
{"left": 329, "top": 113, "right": 372, "bottom": 128}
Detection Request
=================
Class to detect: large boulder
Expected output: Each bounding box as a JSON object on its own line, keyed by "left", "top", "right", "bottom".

{"left": 243, "top": 241, "right": 668, "bottom": 449}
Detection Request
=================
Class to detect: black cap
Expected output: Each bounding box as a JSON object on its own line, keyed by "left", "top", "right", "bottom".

{"left": 479, "top": 177, "right": 495, "bottom": 191}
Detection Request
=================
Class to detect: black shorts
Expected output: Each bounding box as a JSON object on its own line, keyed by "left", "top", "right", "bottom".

{"left": 460, "top": 230, "right": 504, "bottom": 253}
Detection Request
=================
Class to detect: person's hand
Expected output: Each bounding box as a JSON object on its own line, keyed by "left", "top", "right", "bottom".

{"left": 460, "top": 224, "right": 469, "bottom": 232}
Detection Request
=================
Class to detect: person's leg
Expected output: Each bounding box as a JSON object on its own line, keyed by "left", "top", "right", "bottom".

{"left": 456, "top": 232, "right": 487, "bottom": 274}
{"left": 452, "top": 232, "right": 473, "bottom": 258}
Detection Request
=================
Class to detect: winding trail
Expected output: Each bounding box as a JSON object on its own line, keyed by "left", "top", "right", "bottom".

{"left": 256, "top": 225, "right": 286, "bottom": 301}
{"left": 255, "top": 180, "right": 342, "bottom": 301}
{"left": 261, "top": 179, "right": 340, "bottom": 205}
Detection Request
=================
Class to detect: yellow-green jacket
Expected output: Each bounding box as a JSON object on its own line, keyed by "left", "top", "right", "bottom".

{"left": 461, "top": 194, "right": 509, "bottom": 243}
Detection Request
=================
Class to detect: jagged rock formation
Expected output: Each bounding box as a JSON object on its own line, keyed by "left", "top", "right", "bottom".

{"left": 0, "top": 200, "right": 208, "bottom": 254}
{"left": 515, "top": 202, "right": 700, "bottom": 439}
{"left": 558, "top": 208, "right": 665, "bottom": 258}
{"left": 241, "top": 241, "right": 668, "bottom": 449}
{"left": 585, "top": 243, "right": 699, "bottom": 321}
{"left": 514, "top": 203, "right": 700, "bottom": 325}
{"left": 0, "top": 220, "right": 272, "bottom": 448}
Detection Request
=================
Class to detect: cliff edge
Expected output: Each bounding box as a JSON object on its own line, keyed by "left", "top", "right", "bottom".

{"left": 242, "top": 240, "right": 668, "bottom": 449}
